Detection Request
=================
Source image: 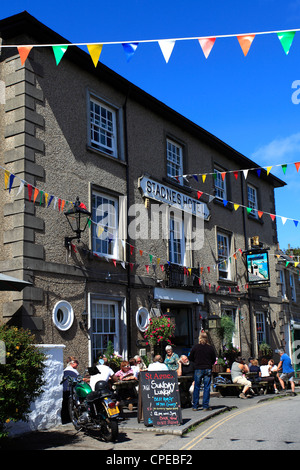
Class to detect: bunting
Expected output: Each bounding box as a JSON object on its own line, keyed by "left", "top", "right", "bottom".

{"left": 7, "top": 27, "right": 299, "bottom": 67}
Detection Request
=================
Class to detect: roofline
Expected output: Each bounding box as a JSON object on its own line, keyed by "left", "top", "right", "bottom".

{"left": 0, "top": 11, "right": 286, "bottom": 188}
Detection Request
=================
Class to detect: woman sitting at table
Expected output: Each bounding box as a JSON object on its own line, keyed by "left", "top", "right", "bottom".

{"left": 249, "top": 359, "right": 261, "bottom": 383}
{"left": 260, "top": 358, "right": 278, "bottom": 393}
{"left": 115, "top": 361, "right": 137, "bottom": 381}
{"left": 164, "top": 345, "right": 179, "bottom": 370}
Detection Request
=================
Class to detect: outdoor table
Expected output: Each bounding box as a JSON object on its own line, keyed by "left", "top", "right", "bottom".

{"left": 113, "top": 379, "right": 138, "bottom": 410}
{"left": 178, "top": 375, "right": 194, "bottom": 407}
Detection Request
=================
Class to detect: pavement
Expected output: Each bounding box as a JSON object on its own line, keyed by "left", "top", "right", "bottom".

{"left": 118, "top": 387, "right": 300, "bottom": 436}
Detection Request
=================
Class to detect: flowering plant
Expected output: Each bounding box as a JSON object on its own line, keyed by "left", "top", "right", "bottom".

{"left": 144, "top": 316, "right": 175, "bottom": 347}
{"left": 214, "top": 356, "right": 228, "bottom": 367}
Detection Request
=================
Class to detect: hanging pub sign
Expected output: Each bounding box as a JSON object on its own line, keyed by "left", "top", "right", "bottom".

{"left": 246, "top": 250, "right": 270, "bottom": 286}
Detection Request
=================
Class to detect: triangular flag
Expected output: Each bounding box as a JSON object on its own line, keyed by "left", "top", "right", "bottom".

{"left": 87, "top": 44, "right": 103, "bottom": 67}
{"left": 8, "top": 174, "right": 15, "bottom": 193}
{"left": 246, "top": 207, "right": 252, "bottom": 214}
{"left": 47, "top": 195, "right": 54, "bottom": 208}
{"left": 39, "top": 191, "right": 44, "bottom": 205}
{"left": 139, "top": 250, "right": 143, "bottom": 256}
{"left": 18, "top": 46, "right": 33, "bottom": 65}
{"left": 281, "top": 164, "right": 287, "bottom": 174}
{"left": 158, "top": 40, "right": 175, "bottom": 63}
{"left": 197, "top": 191, "right": 203, "bottom": 199}
{"left": 112, "top": 259, "right": 117, "bottom": 267}
{"left": 233, "top": 171, "right": 239, "bottom": 180}
{"left": 281, "top": 217, "right": 287, "bottom": 225}
{"left": 130, "top": 245, "right": 134, "bottom": 255}
{"left": 4, "top": 170, "right": 10, "bottom": 189}
{"left": 277, "top": 31, "right": 295, "bottom": 55}
{"left": 52, "top": 45, "right": 68, "bottom": 65}
{"left": 129, "top": 263, "right": 134, "bottom": 271}
{"left": 27, "top": 184, "right": 33, "bottom": 202}
{"left": 145, "top": 265, "right": 149, "bottom": 273}
{"left": 270, "top": 214, "right": 276, "bottom": 221}
{"left": 234, "top": 204, "right": 240, "bottom": 211}
{"left": 243, "top": 169, "right": 248, "bottom": 179}
{"left": 237, "top": 34, "right": 255, "bottom": 56}
{"left": 295, "top": 262, "right": 299, "bottom": 268}
{"left": 97, "top": 225, "right": 104, "bottom": 238}
{"left": 122, "top": 42, "right": 139, "bottom": 62}
{"left": 160, "top": 265, "right": 164, "bottom": 272}
{"left": 257, "top": 169, "right": 261, "bottom": 177}
{"left": 293, "top": 220, "right": 299, "bottom": 227}
{"left": 202, "top": 174, "right": 207, "bottom": 183}
{"left": 198, "top": 37, "right": 216, "bottom": 58}
{"left": 258, "top": 211, "right": 264, "bottom": 218}
{"left": 193, "top": 174, "right": 199, "bottom": 182}
{"left": 17, "top": 179, "right": 25, "bottom": 196}
{"left": 149, "top": 254, "right": 153, "bottom": 263}
{"left": 267, "top": 166, "right": 272, "bottom": 175}
{"left": 33, "top": 187, "right": 39, "bottom": 203}
{"left": 221, "top": 172, "right": 226, "bottom": 181}
{"left": 208, "top": 195, "right": 215, "bottom": 203}
{"left": 223, "top": 200, "right": 228, "bottom": 207}
{"left": 295, "top": 162, "right": 300, "bottom": 172}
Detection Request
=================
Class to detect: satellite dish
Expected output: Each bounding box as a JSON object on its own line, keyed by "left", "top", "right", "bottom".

{"left": 136, "top": 307, "right": 150, "bottom": 332}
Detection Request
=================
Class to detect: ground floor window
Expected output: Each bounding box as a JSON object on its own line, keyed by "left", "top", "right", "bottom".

{"left": 256, "top": 311, "right": 266, "bottom": 345}
{"left": 91, "top": 300, "right": 119, "bottom": 361}
{"left": 221, "top": 306, "right": 240, "bottom": 349}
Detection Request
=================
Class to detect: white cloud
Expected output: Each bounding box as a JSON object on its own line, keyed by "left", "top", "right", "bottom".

{"left": 251, "top": 132, "right": 300, "bottom": 165}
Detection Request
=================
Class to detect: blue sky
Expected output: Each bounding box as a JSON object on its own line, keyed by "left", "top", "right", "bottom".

{"left": 2, "top": 0, "right": 300, "bottom": 249}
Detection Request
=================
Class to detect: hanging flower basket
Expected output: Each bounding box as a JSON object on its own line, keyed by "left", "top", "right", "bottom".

{"left": 143, "top": 316, "right": 175, "bottom": 350}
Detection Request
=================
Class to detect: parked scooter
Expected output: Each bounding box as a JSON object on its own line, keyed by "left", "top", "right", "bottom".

{"left": 61, "top": 375, "right": 119, "bottom": 442}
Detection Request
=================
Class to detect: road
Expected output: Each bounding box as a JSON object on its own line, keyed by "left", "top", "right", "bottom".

{"left": 160, "top": 395, "right": 300, "bottom": 451}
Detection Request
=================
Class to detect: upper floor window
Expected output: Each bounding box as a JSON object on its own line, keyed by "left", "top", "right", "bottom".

{"left": 167, "top": 139, "right": 183, "bottom": 184}
{"left": 279, "top": 270, "right": 286, "bottom": 299}
{"left": 290, "top": 273, "right": 296, "bottom": 302}
{"left": 89, "top": 97, "right": 117, "bottom": 157}
{"left": 92, "top": 191, "right": 119, "bottom": 258}
{"left": 217, "top": 231, "right": 231, "bottom": 280}
{"left": 247, "top": 184, "right": 258, "bottom": 218}
{"left": 214, "top": 168, "right": 227, "bottom": 200}
{"left": 169, "top": 212, "right": 185, "bottom": 265}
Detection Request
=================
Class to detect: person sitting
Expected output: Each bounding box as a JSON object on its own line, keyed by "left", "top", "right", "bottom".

{"left": 177, "top": 355, "right": 195, "bottom": 407}
{"left": 177, "top": 355, "right": 195, "bottom": 377}
{"left": 231, "top": 356, "right": 253, "bottom": 399}
{"left": 260, "top": 358, "right": 278, "bottom": 393}
{"left": 134, "top": 355, "right": 147, "bottom": 371}
{"left": 148, "top": 355, "right": 169, "bottom": 371}
{"left": 164, "top": 345, "right": 179, "bottom": 370}
{"left": 115, "top": 361, "right": 137, "bottom": 381}
{"left": 129, "top": 357, "right": 140, "bottom": 378}
{"left": 249, "top": 359, "right": 261, "bottom": 383}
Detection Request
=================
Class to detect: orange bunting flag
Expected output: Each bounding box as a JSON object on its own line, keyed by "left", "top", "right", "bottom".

{"left": 221, "top": 172, "right": 226, "bottom": 181}
{"left": 198, "top": 37, "right": 216, "bottom": 58}
{"left": 237, "top": 34, "right": 255, "bottom": 56}
{"left": 139, "top": 250, "right": 143, "bottom": 256}
{"left": 18, "top": 46, "right": 33, "bottom": 65}
{"left": 258, "top": 211, "right": 264, "bottom": 218}
{"left": 33, "top": 188, "right": 39, "bottom": 203}
{"left": 295, "top": 162, "right": 300, "bottom": 172}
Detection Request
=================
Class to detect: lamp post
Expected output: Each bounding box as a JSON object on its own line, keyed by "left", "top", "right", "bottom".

{"left": 64, "top": 196, "right": 91, "bottom": 248}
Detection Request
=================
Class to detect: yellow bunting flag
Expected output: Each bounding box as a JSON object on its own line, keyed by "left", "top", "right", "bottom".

{"left": 97, "top": 225, "right": 104, "bottom": 238}
{"left": 87, "top": 44, "right": 103, "bottom": 67}
{"left": 18, "top": 46, "right": 33, "bottom": 65}
{"left": 234, "top": 204, "right": 240, "bottom": 211}
{"left": 4, "top": 170, "right": 10, "bottom": 189}
{"left": 267, "top": 166, "right": 272, "bottom": 175}
{"left": 237, "top": 34, "right": 255, "bottom": 56}
{"left": 202, "top": 174, "right": 207, "bottom": 183}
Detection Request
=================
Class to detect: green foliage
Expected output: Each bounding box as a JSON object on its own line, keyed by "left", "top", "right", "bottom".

{"left": 143, "top": 316, "right": 175, "bottom": 347}
{"left": 217, "top": 315, "right": 236, "bottom": 347}
{"left": 103, "top": 340, "right": 122, "bottom": 369}
{"left": 0, "top": 326, "right": 46, "bottom": 439}
{"left": 259, "top": 341, "right": 273, "bottom": 357}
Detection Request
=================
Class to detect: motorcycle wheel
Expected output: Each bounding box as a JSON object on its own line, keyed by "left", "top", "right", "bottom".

{"left": 68, "top": 396, "right": 82, "bottom": 430}
{"left": 101, "top": 418, "right": 119, "bottom": 442}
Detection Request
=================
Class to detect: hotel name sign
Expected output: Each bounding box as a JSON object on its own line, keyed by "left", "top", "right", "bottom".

{"left": 139, "top": 176, "right": 210, "bottom": 220}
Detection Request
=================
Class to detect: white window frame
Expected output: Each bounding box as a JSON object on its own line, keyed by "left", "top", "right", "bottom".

{"left": 290, "top": 272, "right": 296, "bottom": 302}
{"left": 279, "top": 270, "right": 287, "bottom": 299}
{"left": 92, "top": 191, "right": 119, "bottom": 259}
{"left": 214, "top": 168, "right": 227, "bottom": 200}
{"left": 217, "top": 232, "right": 231, "bottom": 280}
{"left": 247, "top": 184, "right": 258, "bottom": 218}
{"left": 89, "top": 96, "right": 117, "bottom": 157}
{"left": 256, "top": 311, "right": 266, "bottom": 345}
{"left": 167, "top": 138, "right": 183, "bottom": 185}
{"left": 169, "top": 212, "right": 185, "bottom": 265}
{"left": 90, "top": 300, "right": 120, "bottom": 360}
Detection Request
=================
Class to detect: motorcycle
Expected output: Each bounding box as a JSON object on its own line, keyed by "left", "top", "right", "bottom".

{"left": 61, "top": 375, "right": 119, "bottom": 442}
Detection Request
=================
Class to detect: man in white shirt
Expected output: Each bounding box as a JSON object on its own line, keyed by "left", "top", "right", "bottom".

{"left": 148, "top": 355, "right": 169, "bottom": 371}
{"left": 89, "top": 363, "right": 116, "bottom": 391}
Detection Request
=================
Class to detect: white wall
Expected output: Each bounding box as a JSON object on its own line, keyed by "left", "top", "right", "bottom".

{"left": 6, "top": 344, "right": 65, "bottom": 436}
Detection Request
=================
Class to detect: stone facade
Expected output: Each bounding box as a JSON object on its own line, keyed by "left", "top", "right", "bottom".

{"left": 0, "top": 12, "right": 299, "bottom": 373}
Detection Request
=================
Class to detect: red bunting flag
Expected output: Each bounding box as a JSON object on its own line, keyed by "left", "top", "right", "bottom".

{"left": 207, "top": 266, "right": 210, "bottom": 273}
{"left": 197, "top": 191, "right": 203, "bottom": 199}
{"left": 295, "top": 162, "right": 300, "bottom": 172}
{"left": 18, "top": 46, "right": 32, "bottom": 65}
{"left": 130, "top": 245, "right": 134, "bottom": 255}
{"left": 233, "top": 171, "right": 239, "bottom": 180}
{"left": 27, "top": 184, "right": 33, "bottom": 202}
{"left": 129, "top": 263, "right": 134, "bottom": 271}
{"left": 145, "top": 265, "right": 149, "bottom": 273}
{"left": 269, "top": 214, "right": 276, "bottom": 221}
{"left": 112, "top": 259, "right": 117, "bottom": 267}
{"left": 160, "top": 265, "right": 164, "bottom": 272}
{"left": 198, "top": 37, "right": 216, "bottom": 58}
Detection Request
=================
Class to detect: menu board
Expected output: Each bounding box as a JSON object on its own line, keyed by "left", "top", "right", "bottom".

{"left": 139, "top": 370, "right": 182, "bottom": 427}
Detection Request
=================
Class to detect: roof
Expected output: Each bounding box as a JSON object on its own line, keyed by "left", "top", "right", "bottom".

{"left": 0, "top": 11, "right": 286, "bottom": 189}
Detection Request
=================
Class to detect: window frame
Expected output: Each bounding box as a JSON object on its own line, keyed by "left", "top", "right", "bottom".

{"left": 89, "top": 95, "right": 118, "bottom": 157}
{"left": 90, "top": 299, "right": 119, "bottom": 360}
{"left": 214, "top": 168, "right": 227, "bottom": 201}
{"left": 279, "top": 269, "right": 287, "bottom": 299}
{"left": 217, "top": 231, "right": 231, "bottom": 280}
{"left": 247, "top": 184, "right": 258, "bottom": 218}
{"left": 290, "top": 272, "right": 296, "bottom": 302}
{"left": 256, "top": 311, "right": 267, "bottom": 346}
{"left": 169, "top": 211, "right": 185, "bottom": 265}
{"left": 92, "top": 190, "right": 119, "bottom": 259}
{"left": 166, "top": 138, "right": 183, "bottom": 185}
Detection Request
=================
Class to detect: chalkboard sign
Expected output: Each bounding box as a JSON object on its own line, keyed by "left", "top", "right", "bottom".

{"left": 139, "top": 370, "right": 182, "bottom": 427}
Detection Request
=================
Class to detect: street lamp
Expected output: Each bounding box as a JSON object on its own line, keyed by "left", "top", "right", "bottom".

{"left": 64, "top": 196, "right": 91, "bottom": 248}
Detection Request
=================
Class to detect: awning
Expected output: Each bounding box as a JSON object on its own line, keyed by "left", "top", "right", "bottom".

{"left": 0, "top": 273, "right": 32, "bottom": 291}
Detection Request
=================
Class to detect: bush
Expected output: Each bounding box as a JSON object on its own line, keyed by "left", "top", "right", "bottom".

{"left": 0, "top": 326, "right": 46, "bottom": 439}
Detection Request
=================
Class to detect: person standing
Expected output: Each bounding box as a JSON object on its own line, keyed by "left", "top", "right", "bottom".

{"left": 189, "top": 332, "right": 216, "bottom": 411}
{"left": 277, "top": 349, "right": 296, "bottom": 395}
{"left": 61, "top": 356, "right": 79, "bottom": 424}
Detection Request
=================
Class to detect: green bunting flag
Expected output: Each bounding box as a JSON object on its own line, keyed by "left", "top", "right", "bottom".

{"left": 277, "top": 31, "right": 295, "bottom": 55}
{"left": 52, "top": 45, "right": 68, "bottom": 65}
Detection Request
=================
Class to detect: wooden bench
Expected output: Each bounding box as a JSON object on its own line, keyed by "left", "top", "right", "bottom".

{"left": 214, "top": 381, "right": 270, "bottom": 397}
